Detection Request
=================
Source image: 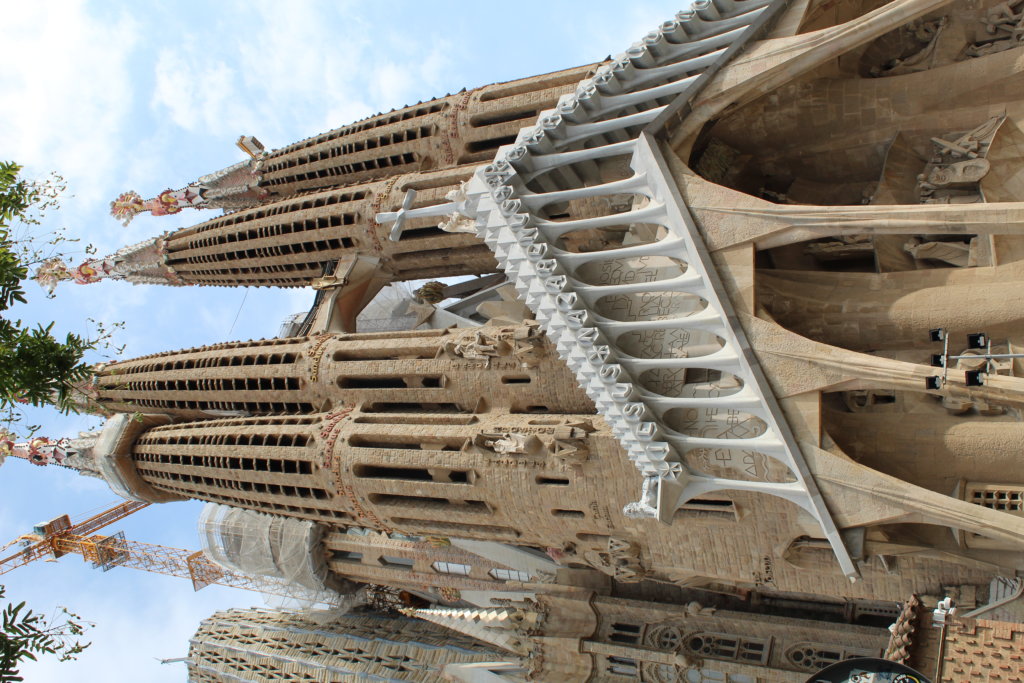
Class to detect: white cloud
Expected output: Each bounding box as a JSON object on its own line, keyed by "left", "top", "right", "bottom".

{"left": 152, "top": 48, "right": 255, "bottom": 137}
{"left": 0, "top": 2, "right": 140, "bottom": 208}
{"left": 148, "top": 0, "right": 457, "bottom": 150}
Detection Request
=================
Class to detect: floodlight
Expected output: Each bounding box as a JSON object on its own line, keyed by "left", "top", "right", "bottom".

{"left": 965, "top": 370, "right": 985, "bottom": 386}
{"left": 929, "top": 328, "right": 945, "bottom": 342}
{"left": 966, "top": 333, "right": 987, "bottom": 349}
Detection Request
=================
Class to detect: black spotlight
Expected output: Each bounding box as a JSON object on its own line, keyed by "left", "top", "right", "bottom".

{"left": 925, "top": 376, "right": 942, "bottom": 390}
{"left": 929, "top": 328, "right": 946, "bottom": 342}
{"left": 930, "top": 354, "right": 945, "bottom": 367}
{"left": 967, "top": 333, "right": 988, "bottom": 349}
{"left": 965, "top": 370, "right": 985, "bottom": 386}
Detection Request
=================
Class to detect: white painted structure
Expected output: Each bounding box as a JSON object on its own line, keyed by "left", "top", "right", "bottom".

{"left": 378, "top": 1, "right": 857, "bottom": 578}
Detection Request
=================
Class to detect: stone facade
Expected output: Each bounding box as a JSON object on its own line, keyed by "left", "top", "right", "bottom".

{"left": 256, "top": 63, "right": 593, "bottom": 196}
{"left": 76, "top": 322, "right": 1012, "bottom": 610}
{"left": 187, "top": 608, "right": 507, "bottom": 682}
{"left": 38, "top": 0, "right": 1024, "bottom": 681}
{"left": 160, "top": 165, "right": 494, "bottom": 288}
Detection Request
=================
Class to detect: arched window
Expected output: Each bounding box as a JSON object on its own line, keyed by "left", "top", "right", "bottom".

{"left": 785, "top": 643, "right": 876, "bottom": 672}
{"left": 488, "top": 568, "right": 532, "bottom": 582}
{"left": 608, "top": 622, "right": 641, "bottom": 645}
{"left": 645, "top": 624, "right": 682, "bottom": 650}
{"left": 786, "top": 643, "right": 843, "bottom": 671}
{"left": 685, "top": 632, "right": 770, "bottom": 665}
{"left": 605, "top": 656, "right": 637, "bottom": 677}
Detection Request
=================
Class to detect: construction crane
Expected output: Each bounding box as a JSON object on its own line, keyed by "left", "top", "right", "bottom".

{"left": 0, "top": 502, "right": 330, "bottom": 601}
{"left": 0, "top": 500, "right": 150, "bottom": 570}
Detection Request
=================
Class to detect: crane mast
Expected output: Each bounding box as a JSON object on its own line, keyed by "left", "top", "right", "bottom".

{"left": 49, "top": 532, "right": 274, "bottom": 593}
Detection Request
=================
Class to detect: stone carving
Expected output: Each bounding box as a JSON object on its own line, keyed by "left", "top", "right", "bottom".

{"left": 510, "top": 329, "right": 548, "bottom": 368}
{"left": 646, "top": 624, "right": 684, "bottom": 650}
{"left": 438, "top": 183, "right": 479, "bottom": 234}
{"left": 919, "top": 158, "right": 991, "bottom": 192}
{"left": 804, "top": 236, "right": 874, "bottom": 262}
{"left": 870, "top": 18, "right": 947, "bottom": 77}
{"left": 917, "top": 117, "right": 1003, "bottom": 204}
{"left": 307, "top": 333, "right": 334, "bottom": 382}
{"left": 842, "top": 389, "right": 898, "bottom": 413}
{"left": 919, "top": 194, "right": 984, "bottom": 205}
{"left": 444, "top": 330, "right": 506, "bottom": 362}
{"left": 442, "top": 322, "right": 548, "bottom": 368}
{"left": 413, "top": 281, "right": 446, "bottom": 304}
{"left": 583, "top": 536, "right": 647, "bottom": 582}
{"left": 623, "top": 475, "right": 661, "bottom": 520}
{"left": 533, "top": 569, "right": 558, "bottom": 584}
{"left": 474, "top": 431, "right": 541, "bottom": 456}
{"left": 684, "top": 601, "right": 717, "bottom": 617}
{"left": 786, "top": 643, "right": 875, "bottom": 672}
{"left": 903, "top": 238, "right": 973, "bottom": 267}
{"left": 550, "top": 425, "right": 591, "bottom": 465}
{"left": 642, "top": 662, "right": 697, "bottom": 683}
{"left": 474, "top": 420, "right": 593, "bottom": 464}
{"left": 436, "top": 586, "right": 461, "bottom": 602}
{"left": 967, "top": 0, "right": 1024, "bottom": 56}
{"left": 544, "top": 543, "right": 575, "bottom": 565}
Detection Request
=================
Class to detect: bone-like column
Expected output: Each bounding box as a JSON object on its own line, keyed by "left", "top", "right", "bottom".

{"left": 758, "top": 267, "right": 1024, "bottom": 351}
{"left": 745, "top": 313, "right": 1024, "bottom": 410}
{"left": 804, "top": 442, "right": 1024, "bottom": 550}
{"left": 824, "top": 408, "right": 1024, "bottom": 494}
{"left": 677, "top": 167, "right": 1024, "bottom": 251}
{"left": 671, "top": 0, "right": 953, "bottom": 147}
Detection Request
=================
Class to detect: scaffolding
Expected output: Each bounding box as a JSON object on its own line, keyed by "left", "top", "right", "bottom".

{"left": 198, "top": 503, "right": 344, "bottom": 605}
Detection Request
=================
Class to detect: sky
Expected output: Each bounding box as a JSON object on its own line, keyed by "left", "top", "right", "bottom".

{"left": 0, "top": 1, "right": 670, "bottom": 680}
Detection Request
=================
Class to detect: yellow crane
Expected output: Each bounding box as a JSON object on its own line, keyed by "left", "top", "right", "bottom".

{"left": 0, "top": 502, "right": 305, "bottom": 597}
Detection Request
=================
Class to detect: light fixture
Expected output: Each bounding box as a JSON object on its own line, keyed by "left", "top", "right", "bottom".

{"left": 965, "top": 370, "right": 985, "bottom": 387}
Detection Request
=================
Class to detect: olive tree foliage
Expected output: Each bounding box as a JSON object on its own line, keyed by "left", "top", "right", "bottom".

{"left": 0, "top": 163, "right": 113, "bottom": 676}
{"left": 0, "top": 161, "right": 122, "bottom": 434}
{"left": 0, "top": 585, "right": 92, "bottom": 681}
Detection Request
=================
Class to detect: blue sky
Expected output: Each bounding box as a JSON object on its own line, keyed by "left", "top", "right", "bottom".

{"left": 0, "top": 1, "right": 669, "bottom": 680}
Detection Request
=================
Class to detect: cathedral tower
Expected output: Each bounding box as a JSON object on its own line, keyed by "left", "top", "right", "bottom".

{"left": 187, "top": 607, "right": 514, "bottom": 682}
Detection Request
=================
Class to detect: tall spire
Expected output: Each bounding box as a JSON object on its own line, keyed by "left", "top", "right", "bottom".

{"left": 0, "top": 429, "right": 103, "bottom": 478}
{"left": 109, "top": 157, "right": 268, "bottom": 226}
{"left": 1, "top": 414, "right": 184, "bottom": 505}
{"left": 34, "top": 235, "right": 183, "bottom": 293}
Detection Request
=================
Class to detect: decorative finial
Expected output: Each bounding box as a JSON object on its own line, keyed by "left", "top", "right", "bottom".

{"left": 110, "top": 190, "right": 145, "bottom": 226}
{"left": 33, "top": 257, "right": 114, "bottom": 294}
{"left": 0, "top": 431, "right": 71, "bottom": 467}
{"left": 110, "top": 188, "right": 202, "bottom": 226}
